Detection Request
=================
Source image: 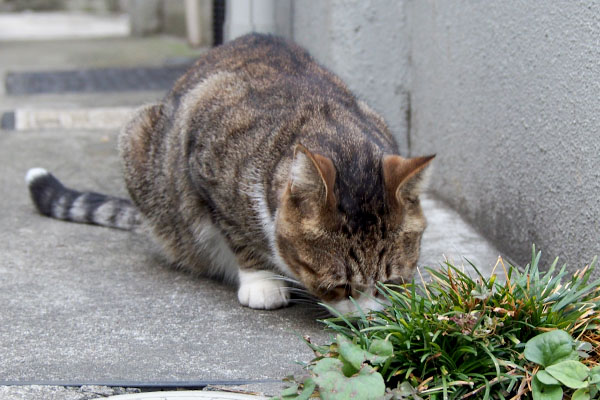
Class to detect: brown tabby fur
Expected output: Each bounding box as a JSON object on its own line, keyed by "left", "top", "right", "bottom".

{"left": 118, "top": 33, "right": 434, "bottom": 311}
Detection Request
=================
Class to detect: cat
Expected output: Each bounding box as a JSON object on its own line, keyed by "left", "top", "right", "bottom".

{"left": 26, "top": 33, "right": 434, "bottom": 313}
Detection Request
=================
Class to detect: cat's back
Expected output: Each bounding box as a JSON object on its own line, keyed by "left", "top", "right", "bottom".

{"left": 167, "top": 33, "right": 353, "bottom": 108}
{"left": 118, "top": 33, "right": 404, "bottom": 270}
{"left": 160, "top": 33, "right": 398, "bottom": 206}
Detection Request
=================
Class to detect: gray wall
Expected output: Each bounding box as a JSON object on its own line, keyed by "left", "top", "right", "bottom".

{"left": 408, "top": 1, "right": 599, "bottom": 268}
{"left": 289, "top": 1, "right": 599, "bottom": 269}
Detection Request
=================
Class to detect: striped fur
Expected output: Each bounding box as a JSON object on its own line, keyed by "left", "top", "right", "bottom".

{"left": 26, "top": 168, "right": 141, "bottom": 230}
{"left": 27, "top": 34, "right": 435, "bottom": 312}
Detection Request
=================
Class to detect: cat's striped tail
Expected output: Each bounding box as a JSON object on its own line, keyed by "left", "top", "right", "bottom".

{"left": 25, "top": 168, "right": 142, "bottom": 230}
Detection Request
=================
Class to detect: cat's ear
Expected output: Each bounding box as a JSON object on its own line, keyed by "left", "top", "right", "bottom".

{"left": 289, "top": 144, "right": 336, "bottom": 208}
{"left": 383, "top": 154, "right": 435, "bottom": 204}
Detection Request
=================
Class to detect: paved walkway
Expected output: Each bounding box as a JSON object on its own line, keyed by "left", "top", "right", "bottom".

{"left": 0, "top": 12, "right": 129, "bottom": 41}
{"left": 0, "top": 18, "right": 501, "bottom": 400}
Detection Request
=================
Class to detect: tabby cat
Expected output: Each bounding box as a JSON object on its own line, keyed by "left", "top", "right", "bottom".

{"left": 26, "top": 34, "right": 434, "bottom": 312}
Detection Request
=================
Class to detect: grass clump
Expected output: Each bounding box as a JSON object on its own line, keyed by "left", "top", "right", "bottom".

{"left": 275, "top": 246, "right": 600, "bottom": 399}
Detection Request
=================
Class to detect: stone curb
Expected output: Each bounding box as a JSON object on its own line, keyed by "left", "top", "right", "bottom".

{"left": 1, "top": 107, "right": 135, "bottom": 130}
{"left": 105, "top": 391, "right": 268, "bottom": 400}
{"left": 0, "top": 12, "right": 130, "bottom": 41}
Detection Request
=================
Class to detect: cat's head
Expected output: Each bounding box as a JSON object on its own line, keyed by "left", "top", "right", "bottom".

{"left": 275, "top": 144, "right": 434, "bottom": 314}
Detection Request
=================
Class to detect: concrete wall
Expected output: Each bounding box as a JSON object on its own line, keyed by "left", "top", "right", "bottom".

{"left": 408, "top": 1, "right": 599, "bottom": 268}
{"left": 288, "top": 1, "right": 599, "bottom": 268}
{"left": 225, "top": 0, "right": 293, "bottom": 42}
{"left": 0, "top": 0, "right": 120, "bottom": 12}
{"left": 121, "top": 0, "right": 211, "bottom": 45}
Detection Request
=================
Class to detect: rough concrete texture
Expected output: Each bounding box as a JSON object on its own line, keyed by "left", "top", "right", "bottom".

{"left": 0, "top": 385, "right": 141, "bottom": 400}
{"left": 0, "top": 128, "right": 499, "bottom": 399}
{"left": 126, "top": 0, "right": 163, "bottom": 37}
{"left": 0, "top": 12, "right": 130, "bottom": 41}
{"left": 0, "top": 387, "right": 267, "bottom": 400}
{"left": 0, "top": 36, "right": 204, "bottom": 110}
{"left": 408, "top": 1, "right": 599, "bottom": 270}
{"left": 0, "top": 127, "right": 499, "bottom": 399}
{"left": 293, "top": 0, "right": 411, "bottom": 154}
{"left": 0, "top": 34, "right": 500, "bottom": 400}
{"left": 420, "top": 196, "right": 501, "bottom": 273}
{"left": 0, "top": 36, "right": 203, "bottom": 74}
{"left": 0, "top": 127, "right": 328, "bottom": 387}
{"left": 13, "top": 107, "right": 134, "bottom": 130}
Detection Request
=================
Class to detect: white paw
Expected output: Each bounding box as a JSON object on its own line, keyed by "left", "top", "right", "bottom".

{"left": 237, "top": 269, "right": 290, "bottom": 309}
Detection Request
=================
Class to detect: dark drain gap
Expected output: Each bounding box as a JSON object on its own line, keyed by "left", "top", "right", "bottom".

{"left": 1, "top": 111, "right": 15, "bottom": 130}
{"left": 0, "top": 379, "right": 279, "bottom": 391}
{"left": 5, "top": 64, "right": 194, "bottom": 95}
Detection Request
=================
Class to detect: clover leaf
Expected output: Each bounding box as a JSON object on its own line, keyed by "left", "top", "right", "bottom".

{"left": 312, "top": 357, "right": 385, "bottom": 400}
{"left": 524, "top": 330, "right": 577, "bottom": 367}
{"left": 532, "top": 375, "right": 563, "bottom": 400}
{"left": 336, "top": 334, "right": 392, "bottom": 370}
{"left": 545, "top": 360, "right": 589, "bottom": 389}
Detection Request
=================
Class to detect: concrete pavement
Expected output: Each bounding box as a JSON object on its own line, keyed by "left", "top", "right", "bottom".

{"left": 0, "top": 32, "right": 502, "bottom": 400}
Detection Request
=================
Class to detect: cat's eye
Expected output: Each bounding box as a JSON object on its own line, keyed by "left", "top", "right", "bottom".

{"left": 385, "top": 263, "right": 394, "bottom": 278}
{"left": 330, "top": 285, "right": 350, "bottom": 297}
{"left": 405, "top": 196, "right": 419, "bottom": 205}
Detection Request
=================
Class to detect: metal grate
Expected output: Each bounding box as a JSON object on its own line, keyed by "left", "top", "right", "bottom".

{"left": 5, "top": 64, "right": 193, "bottom": 95}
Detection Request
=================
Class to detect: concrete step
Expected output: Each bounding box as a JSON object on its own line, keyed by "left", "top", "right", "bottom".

{"left": 0, "top": 387, "right": 268, "bottom": 400}
{"left": 3, "top": 106, "right": 135, "bottom": 131}
{"left": 0, "top": 12, "right": 130, "bottom": 41}
{"left": 5, "top": 64, "right": 192, "bottom": 96}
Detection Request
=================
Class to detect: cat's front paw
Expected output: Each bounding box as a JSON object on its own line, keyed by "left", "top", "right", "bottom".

{"left": 237, "top": 269, "right": 290, "bottom": 309}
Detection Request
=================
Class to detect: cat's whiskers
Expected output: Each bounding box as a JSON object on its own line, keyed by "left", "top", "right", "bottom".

{"left": 267, "top": 275, "right": 302, "bottom": 286}
{"left": 285, "top": 286, "right": 310, "bottom": 293}
{"left": 247, "top": 275, "right": 321, "bottom": 308}
{"left": 288, "top": 298, "right": 319, "bottom": 305}
{"left": 286, "top": 288, "right": 317, "bottom": 300}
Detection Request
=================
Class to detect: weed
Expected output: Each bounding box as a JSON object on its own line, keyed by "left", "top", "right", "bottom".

{"left": 275, "top": 246, "right": 600, "bottom": 399}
